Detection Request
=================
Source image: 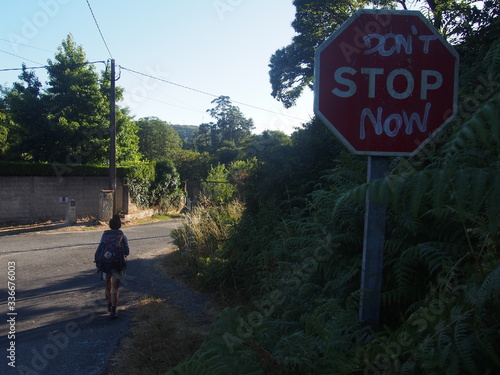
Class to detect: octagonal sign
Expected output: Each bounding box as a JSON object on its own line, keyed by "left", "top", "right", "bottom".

{"left": 314, "top": 9, "right": 459, "bottom": 156}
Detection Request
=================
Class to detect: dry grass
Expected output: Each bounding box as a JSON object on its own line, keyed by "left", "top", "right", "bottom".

{"left": 108, "top": 295, "right": 207, "bottom": 375}
{"left": 107, "top": 247, "right": 224, "bottom": 375}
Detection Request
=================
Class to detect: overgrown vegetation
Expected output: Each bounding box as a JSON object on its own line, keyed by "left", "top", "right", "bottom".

{"left": 125, "top": 159, "right": 184, "bottom": 213}
{"left": 167, "top": 19, "right": 500, "bottom": 375}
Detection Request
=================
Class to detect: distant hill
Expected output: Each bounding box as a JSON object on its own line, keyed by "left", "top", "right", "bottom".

{"left": 171, "top": 125, "right": 199, "bottom": 144}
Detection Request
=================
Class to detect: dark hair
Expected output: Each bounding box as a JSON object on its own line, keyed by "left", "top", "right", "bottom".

{"left": 109, "top": 214, "right": 122, "bottom": 230}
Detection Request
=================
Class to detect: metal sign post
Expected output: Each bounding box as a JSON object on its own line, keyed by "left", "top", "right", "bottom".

{"left": 359, "top": 156, "right": 389, "bottom": 326}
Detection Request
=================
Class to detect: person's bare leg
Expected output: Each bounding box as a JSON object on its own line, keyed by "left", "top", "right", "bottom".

{"left": 105, "top": 278, "right": 112, "bottom": 312}
{"left": 110, "top": 278, "right": 120, "bottom": 317}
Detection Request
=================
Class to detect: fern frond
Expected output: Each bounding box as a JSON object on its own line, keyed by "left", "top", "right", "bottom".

{"left": 475, "top": 266, "right": 500, "bottom": 305}
{"left": 483, "top": 41, "right": 500, "bottom": 76}
{"left": 454, "top": 319, "right": 479, "bottom": 375}
{"left": 442, "top": 91, "right": 500, "bottom": 161}
{"left": 430, "top": 169, "right": 451, "bottom": 218}
{"left": 475, "top": 327, "right": 500, "bottom": 369}
{"left": 407, "top": 170, "right": 432, "bottom": 217}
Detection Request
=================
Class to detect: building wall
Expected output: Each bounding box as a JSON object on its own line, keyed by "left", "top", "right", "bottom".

{"left": 0, "top": 176, "right": 126, "bottom": 224}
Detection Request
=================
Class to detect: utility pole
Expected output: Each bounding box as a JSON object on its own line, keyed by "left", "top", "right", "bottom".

{"left": 109, "top": 59, "right": 117, "bottom": 214}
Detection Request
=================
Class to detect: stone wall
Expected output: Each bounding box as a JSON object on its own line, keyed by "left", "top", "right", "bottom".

{"left": 0, "top": 176, "right": 128, "bottom": 224}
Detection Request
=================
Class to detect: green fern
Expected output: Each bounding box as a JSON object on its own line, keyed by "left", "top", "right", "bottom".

{"left": 483, "top": 40, "right": 500, "bottom": 76}
{"left": 443, "top": 92, "right": 500, "bottom": 160}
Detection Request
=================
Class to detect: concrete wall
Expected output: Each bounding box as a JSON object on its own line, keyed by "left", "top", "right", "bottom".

{"left": 0, "top": 176, "right": 126, "bottom": 224}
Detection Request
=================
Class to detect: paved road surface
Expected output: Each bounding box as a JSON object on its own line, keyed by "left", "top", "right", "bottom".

{"left": 0, "top": 219, "right": 210, "bottom": 375}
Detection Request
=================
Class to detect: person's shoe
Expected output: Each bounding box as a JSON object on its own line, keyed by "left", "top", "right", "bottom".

{"left": 107, "top": 303, "right": 112, "bottom": 313}
{"left": 110, "top": 311, "right": 118, "bottom": 319}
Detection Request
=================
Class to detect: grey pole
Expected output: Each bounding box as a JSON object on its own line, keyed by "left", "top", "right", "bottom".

{"left": 359, "top": 156, "right": 389, "bottom": 327}
{"left": 109, "top": 59, "right": 117, "bottom": 214}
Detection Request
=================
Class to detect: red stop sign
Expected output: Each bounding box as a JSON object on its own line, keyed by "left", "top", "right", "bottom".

{"left": 314, "top": 9, "right": 459, "bottom": 156}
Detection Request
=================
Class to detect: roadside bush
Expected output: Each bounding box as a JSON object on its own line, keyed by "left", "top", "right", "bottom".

{"left": 126, "top": 159, "right": 184, "bottom": 212}
{"left": 125, "top": 162, "right": 155, "bottom": 208}
{"left": 150, "top": 159, "right": 184, "bottom": 213}
{"left": 201, "top": 164, "right": 236, "bottom": 204}
{"left": 171, "top": 199, "right": 244, "bottom": 297}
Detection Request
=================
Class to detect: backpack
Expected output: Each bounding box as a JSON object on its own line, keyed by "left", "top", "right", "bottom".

{"left": 96, "top": 231, "right": 125, "bottom": 274}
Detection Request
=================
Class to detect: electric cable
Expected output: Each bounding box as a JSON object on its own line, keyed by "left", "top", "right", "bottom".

{"left": 123, "top": 89, "right": 207, "bottom": 115}
{"left": 0, "top": 61, "right": 106, "bottom": 72}
{"left": 0, "top": 38, "right": 55, "bottom": 54}
{"left": 119, "top": 65, "right": 309, "bottom": 122}
{"left": 0, "top": 49, "right": 43, "bottom": 65}
{"left": 85, "top": 0, "right": 113, "bottom": 59}
{"left": 124, "top": 66, "right": 201, "bottom": 113}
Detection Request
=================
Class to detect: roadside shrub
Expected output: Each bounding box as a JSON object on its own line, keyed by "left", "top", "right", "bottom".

{"left": 201, "top": 164, "right": 236, "bottom": 204}
{"left": 126, "top": 159, "right": 184, "bottom": 212}
{"left": 125, "top": 162, "right": 155, "bottom": 208}
{"left": 150, "top": 159, "right": 184, "bottom": 213}
{"left": 171, "top": 199, "right": 244, "bottom": 296}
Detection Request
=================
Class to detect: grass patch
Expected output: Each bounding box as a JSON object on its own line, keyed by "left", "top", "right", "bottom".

{"left": 109, "top": 295, "right": 206, "bottom": 375}
{"left": 152, "top": 214, "right": 172, "bottom": 220}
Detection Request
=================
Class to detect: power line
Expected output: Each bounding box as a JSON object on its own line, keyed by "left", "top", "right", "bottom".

{"left": 0, "top": 38, "right": 55, "bottom": 54}
{"left": 119, "top": 66, "right": 309, "bottom": 122}
{"left": 0, "top": 61, "right": 106, "bottom": 72}
{"left": 0, "top": 49, "right": 43, "bottom": 65}
{"left": 124, "top": 67, "right": 203, "bottom": 113}
{"left": 123, "top": 89, "right": 206, "bottom": 115}
{"left": 85, "top": 0, "right": 113, "bottom": 59}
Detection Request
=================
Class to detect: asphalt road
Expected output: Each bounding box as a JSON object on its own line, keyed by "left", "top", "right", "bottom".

{"left": 0, "top": 219, "right": 210, "bottom": 375}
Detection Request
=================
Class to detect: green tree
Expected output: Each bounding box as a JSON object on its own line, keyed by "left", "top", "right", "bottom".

{"left": 0, "top": 110, "right": 10, "bottom": 157}
{"left": 2, "top": 65, "right": 51, "bottom": 161}
{"left": 137, "top": 116, "right": 182, "bottom": 161}
{"left": 169, "top": 149, "right": 214, "bottom": 182}
{"left": 2, "top": 35, "right": 140, "bottom": 165}
{"left": 191, "top": 122, "right": 214, "bottom": 153}
{"left": 241, "top": 130, "right": 292, "bottom": 160}
{"left": 45, "top": 34, "right": 110, "bottom": 164}
{"left": 116, "top": 108, "right": 142, "bottom": 163}
{"left": 198, "top": 96, "right": 254, "bottom": 152}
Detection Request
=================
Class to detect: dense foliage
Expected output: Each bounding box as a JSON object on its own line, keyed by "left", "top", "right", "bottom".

{"left": 169, "top": 79, "right": 500, "bottom": 375}
{"left": 168, "top": 4, "right": 499, "bottom": 374}
{"left": 125, "top": 159, "right": 183, "bottom": 212}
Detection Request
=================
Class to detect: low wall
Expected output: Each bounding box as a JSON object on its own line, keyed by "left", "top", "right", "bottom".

{"left": 0, "top": 176, "right": 127, "bottom": 224}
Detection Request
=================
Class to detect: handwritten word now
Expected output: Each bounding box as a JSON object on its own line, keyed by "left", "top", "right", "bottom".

{"left": 360, "top": 102, "right": 431, "bottom": 139}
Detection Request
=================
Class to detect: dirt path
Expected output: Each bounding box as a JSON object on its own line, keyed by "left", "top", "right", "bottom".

{"left": 105, "top": 247, "right": 221, "bottom": 374}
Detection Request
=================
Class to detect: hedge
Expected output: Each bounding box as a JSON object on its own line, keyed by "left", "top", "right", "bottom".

{"left": 0, "top": 161, "right": 129, "bottom": 177}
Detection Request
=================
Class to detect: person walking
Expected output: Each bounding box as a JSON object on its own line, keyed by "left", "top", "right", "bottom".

{"left": 95, "top": 214, "right": 130, "bottom": 319}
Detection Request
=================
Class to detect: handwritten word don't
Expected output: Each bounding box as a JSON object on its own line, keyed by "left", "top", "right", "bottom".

{"left": 364, "top": 26, "right": 438, "bottom": 56}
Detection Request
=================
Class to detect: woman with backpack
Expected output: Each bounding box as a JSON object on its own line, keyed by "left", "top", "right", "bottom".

{"left": 94, "top": 214, "right": 130, "bottom": 319}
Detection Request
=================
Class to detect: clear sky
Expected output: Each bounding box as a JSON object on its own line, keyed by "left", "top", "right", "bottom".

{"left": 0, "top": 0, "right": 315, "bottom": 135}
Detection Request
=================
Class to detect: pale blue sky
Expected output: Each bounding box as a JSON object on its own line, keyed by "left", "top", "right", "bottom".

{"left": 1, "top": 0, "right": 314, "bottom": 134}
